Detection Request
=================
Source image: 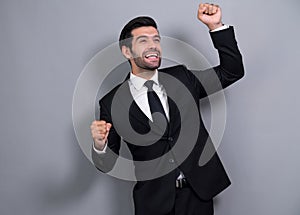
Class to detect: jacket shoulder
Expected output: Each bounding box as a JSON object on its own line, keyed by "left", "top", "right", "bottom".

{"left": 159, "top": 64, "right": 188, "bottom": 74}
{"left": 99, "top": 83, "right": 123, "bottom": 106}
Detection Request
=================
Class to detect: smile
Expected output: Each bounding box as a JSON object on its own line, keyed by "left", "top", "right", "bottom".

{"left": 145, "top": 53, "right": 159, "bottom": 59}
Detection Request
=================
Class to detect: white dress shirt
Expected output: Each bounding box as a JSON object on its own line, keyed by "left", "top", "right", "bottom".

{"left": 128, "top": 70, "right": 169, "bottom": 121}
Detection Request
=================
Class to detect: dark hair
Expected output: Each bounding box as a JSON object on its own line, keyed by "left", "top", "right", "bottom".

{"left": 119, "top": 16, "right": 158, "bottom": 50}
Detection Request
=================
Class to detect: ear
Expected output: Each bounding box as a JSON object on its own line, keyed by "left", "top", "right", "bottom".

{"left": 121, "top": 46, "right": 132, "bottom": 59}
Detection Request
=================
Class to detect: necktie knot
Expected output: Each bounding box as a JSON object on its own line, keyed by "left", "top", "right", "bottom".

{"left": 144, "top": 80, "right": 155, "bottom": 91}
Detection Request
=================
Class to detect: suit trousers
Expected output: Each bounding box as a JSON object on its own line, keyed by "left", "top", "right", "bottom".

{"left": 170, "top": 186, "right": 214, "bottom": 215}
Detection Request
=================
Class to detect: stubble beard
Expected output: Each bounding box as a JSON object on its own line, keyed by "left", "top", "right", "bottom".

{"left": 133, "top": 56, "right": 161, "bottom": 71}
{"left": 131, "top": 49, "right": 161, "bottom": 71}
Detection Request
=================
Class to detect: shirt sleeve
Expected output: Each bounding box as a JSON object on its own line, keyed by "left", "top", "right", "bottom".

{"left": 210, "top": 24, "right": 229, "bottom": 32}
{"left": 93, "top": 141, "right": 108, "bottom": 154}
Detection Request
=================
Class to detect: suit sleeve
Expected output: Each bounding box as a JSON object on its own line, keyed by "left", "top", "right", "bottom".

{"left": 91, "top": 98, "right": 121, "bottom": 173}
{"left": 188, "top": 26, "right": 244, "bottom": 99}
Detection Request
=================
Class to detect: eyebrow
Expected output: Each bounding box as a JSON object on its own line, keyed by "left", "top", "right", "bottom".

{"left": 135, "top": 35, "right": 161, "bottom": 41}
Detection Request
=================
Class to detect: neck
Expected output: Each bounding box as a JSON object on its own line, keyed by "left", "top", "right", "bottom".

{"left": 132, "top": 67, "right": 156, "bottom": 80}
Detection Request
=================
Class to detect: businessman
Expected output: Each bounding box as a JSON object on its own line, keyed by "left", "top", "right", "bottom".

{"left": 90, "top": 3, "right": 244, "bottom": 215}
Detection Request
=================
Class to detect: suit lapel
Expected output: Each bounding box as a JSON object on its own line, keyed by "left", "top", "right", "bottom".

{"left": 120, "top": 75, "right": 152, "bottom": 126}
{"left": 121, "top": 71, "right": 179, "bottom": 134}
{"left": 158, "top": 71, "right": 178, "bottom": 134}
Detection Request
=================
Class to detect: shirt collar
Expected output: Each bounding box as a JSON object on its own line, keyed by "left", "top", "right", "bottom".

{"left": 129, "top": 70, "right": 159, "bottom": 91}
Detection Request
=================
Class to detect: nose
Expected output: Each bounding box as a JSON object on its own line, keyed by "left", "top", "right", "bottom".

{"left": 148, "top": 41, "right": 161, "bottom": 54}
{"left": 148, "top": 39, "right": 157, "bottom": 49}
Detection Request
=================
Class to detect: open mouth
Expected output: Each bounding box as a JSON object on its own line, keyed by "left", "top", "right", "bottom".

{"left": 144, "top": 53, "right": 159, "bottom": 59}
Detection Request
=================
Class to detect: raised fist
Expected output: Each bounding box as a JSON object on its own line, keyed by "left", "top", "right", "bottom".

{"left": 90, "top": 120, "right": 112, "bottom": 151}
{"left": 197, "top": 3, "right": 223, "bottom": 31}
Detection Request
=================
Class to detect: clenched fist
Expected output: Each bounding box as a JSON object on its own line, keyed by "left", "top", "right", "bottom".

{"left": 90, "top": 120, "right": 112, "bottom": 151}
{"left": 198, "top": 3, "right": 223, "bottom": 31}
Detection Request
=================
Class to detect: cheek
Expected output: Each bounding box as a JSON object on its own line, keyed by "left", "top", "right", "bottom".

{"left": 157, "top": 45, "right": 162, "bottom": 54}
{"left": 132, "top": 46, "right": 145, "bottom": 57}
{"left": 153, "top": 43, "right": 162, "bottom": 53}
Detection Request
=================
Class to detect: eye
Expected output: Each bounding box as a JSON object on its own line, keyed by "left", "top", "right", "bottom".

{"left": 137, "top": 38, "right": 148, "bottom": 43}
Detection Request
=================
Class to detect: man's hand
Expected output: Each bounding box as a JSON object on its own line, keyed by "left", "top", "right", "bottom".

{"left": 90, "top": 120, "right": 112, "bottom": 151}
{"left": 197, "top": 3, "right": 223, "bottom": 31}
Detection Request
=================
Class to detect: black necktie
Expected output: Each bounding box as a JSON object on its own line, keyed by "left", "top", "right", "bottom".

{"left": 144, "top": 80, "right": 180, "bottom": 178}
{"left": 144, "top": 80, "right": 167, "bottom": 121}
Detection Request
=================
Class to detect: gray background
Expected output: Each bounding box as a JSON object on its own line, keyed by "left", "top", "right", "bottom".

{"left": 1, "top": 0, "right": 300, "bottom": 215}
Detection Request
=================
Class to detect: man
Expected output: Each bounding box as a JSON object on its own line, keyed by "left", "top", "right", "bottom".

{"left": 90, "top": 3, "right": 244, "bottom": 215}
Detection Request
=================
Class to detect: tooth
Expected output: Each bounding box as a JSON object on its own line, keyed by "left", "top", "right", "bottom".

{"left": 145, "top": 53, "right": 159, "bottom": 58}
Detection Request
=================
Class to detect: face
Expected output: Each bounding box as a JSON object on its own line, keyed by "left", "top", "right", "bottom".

{"left": 123, "top": 26, "right": 162, "bottom": 73}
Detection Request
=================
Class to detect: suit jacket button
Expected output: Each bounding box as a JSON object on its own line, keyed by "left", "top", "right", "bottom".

{"left": 169, "top": 158, "right": 175, "bottom": 163}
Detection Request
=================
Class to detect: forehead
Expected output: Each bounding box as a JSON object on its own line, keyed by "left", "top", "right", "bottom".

{"left": 131, "top": 26, "right": 159, "bottom": 37}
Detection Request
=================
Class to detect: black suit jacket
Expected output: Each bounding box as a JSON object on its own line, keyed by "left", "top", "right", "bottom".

{"left": 92, "top": 27, "right": 244, "bottom": 214}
